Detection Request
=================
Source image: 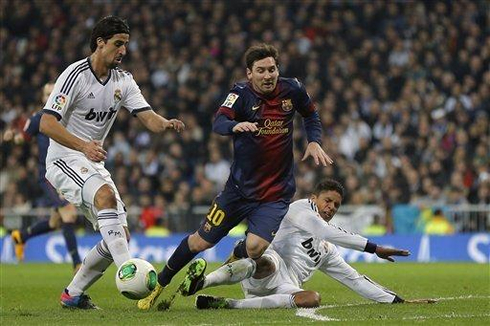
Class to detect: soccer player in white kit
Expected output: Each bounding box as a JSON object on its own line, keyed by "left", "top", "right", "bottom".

{"left": 39, "top": 16, "right": 185, "bottom": 309}
{"left": 180, "top": 179, "right": 434, "bottom": 309}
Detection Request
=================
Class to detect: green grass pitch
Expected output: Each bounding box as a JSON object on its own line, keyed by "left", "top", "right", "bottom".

{"left": 1, "top": 262, "right": 488, "bottom": 325}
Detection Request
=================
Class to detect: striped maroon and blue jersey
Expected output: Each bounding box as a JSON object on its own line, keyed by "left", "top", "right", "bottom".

{"left": 213, "top": 77, "right": 322, "bottom": 202}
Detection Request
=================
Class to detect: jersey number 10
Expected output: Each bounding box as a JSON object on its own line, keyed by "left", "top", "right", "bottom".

{"left": 206, "top": 203, "right": 226, "bottom": 226}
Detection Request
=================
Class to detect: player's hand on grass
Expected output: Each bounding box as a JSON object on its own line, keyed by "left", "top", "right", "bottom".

{"left": 375, "top": 246, "right": 410, "bottom": 262}
{"left": 164, "top": 119, "right": 185, "bottom": 132}
{"left": 83, "top": 140, "right": 107, "bottom": 162}
{"left": 232, "top": 122, "right": 258, "bottom": 133}
{"left": 302, "top": 142, "right": 333, "bottom": 166}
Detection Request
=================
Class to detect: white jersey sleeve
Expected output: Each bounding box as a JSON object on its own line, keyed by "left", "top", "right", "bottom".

{"left": 121, "top": 75, "right": 151, "bottom": 115}
{"left": 43, "top": 59, "right": 89, "bottom": 120}
{"left": 316, "top": 245, "right": 397, "bottom": 303}
{"left": 285, "top": 199, "right": 368, "bottom": 252}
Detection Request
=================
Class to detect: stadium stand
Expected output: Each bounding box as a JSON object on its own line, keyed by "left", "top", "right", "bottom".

{"left": 1, "top": 0, "right": 488, "bottom": 234}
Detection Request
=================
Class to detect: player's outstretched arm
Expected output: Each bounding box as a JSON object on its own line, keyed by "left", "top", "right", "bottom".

{"left": 40, "top": 113, "right": 107, "bottom": 162}
{"left": 301, "top": 142, "right": 333, "bottom": 166}
{"left": 136, "top": 110, "right": 185, "bottom": 133}
{"left": 375, "top": 245, "right": 410, "bottom": 262}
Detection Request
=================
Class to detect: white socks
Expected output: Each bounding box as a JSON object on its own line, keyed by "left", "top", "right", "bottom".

{"left": 66, "top": 208, "right": 130, "bottom": 296}
{"left": 67, "top": 240, "right": 113, "bottom": 296}
{"left": 203, "top": 258, "right": 256, "bottom": 289}
{"left": 198, "top": 258, "right": 295, "bottom": 309}
{"left": 228, "top": 294, "right": 296, "bottom": 309}
{"left": 97, "top": 208, "right": 130, "bottom": 267}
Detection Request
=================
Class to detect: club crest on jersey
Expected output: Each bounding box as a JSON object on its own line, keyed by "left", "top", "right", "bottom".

{"left": 114, "top": 89, "right": 122, "bottom": 103}
{"left": 52, "top": 94, "right": 67, "bottom": 111}
{"left": 203, "top": 222, "right": 212, "bottom": 233}
{"left": 222, "top": 93, "right": 239, "bottom": 108}
{"left": 80, "top": 167, "right": 88, "bottom": 174}
{"left": 281, "top": 99, "right": 293, "bottom": 112}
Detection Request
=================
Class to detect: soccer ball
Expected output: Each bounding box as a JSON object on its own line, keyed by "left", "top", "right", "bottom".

{"left": 115, "top": 258, "right": 158, "bottom": 300}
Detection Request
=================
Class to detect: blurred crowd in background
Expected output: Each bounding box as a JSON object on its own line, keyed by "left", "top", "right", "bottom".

{"left": 1, "top": 0, "right": 489, "bottom": 234}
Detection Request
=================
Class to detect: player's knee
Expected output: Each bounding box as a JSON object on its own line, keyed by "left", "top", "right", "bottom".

{"left": 245, "top": 241, "right": 267, "bottom": 259}
{"left": 94, "top": 184, "right": 117, "bottom": 209}
{"left": 188, "top": 232, "right": 214, "bottom": 252}
{"left": 294, "top": 291, "right": 321, "bottom": 308}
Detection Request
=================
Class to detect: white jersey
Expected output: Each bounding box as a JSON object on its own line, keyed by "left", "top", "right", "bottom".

{"left": 43, "top": 57, "right": 150, "bottom": 162}
{"left": 269, "top": 199, "right": 369, "bottom": 286}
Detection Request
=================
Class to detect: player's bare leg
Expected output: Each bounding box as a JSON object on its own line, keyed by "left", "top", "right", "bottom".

{"left": 244, "top": 233, "right": 270, "bottom": 259}
{"left": 224, "top": 233, "right": 270, "bottom": 264}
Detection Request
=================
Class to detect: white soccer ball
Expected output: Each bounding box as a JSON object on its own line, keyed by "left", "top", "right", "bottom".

{"left": 115, "top": 258, "right": 158, "bottom": 300}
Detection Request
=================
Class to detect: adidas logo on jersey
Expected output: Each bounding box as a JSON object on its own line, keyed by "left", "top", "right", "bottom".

{"left": 87, "top": 92, "right": 95, "bottom": 99}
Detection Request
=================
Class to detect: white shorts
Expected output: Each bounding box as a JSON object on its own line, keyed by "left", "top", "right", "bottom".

{"left": 45, "top": 155, "right": 127, "bottom": 230}
{"left": 241, "top": 249, "right": 303, "bottom": 298}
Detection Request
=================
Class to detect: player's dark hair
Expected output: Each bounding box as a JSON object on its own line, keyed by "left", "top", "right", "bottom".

{"left": 245, "top": 44, "right": 279, "bottom": 70}
{"left": 90, "top": 16, "right": 130, "bottom": 52}
{"left": 313, "top": 179, "right": 345, "bottom": 199}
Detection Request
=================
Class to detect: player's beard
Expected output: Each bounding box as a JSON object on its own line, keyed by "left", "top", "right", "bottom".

{"left": 108, "top": 61, "right": 119, "bottom": 69}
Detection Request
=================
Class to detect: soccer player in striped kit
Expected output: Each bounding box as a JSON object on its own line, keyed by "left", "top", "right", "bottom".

{"left": 138, "top": 44, "right": 333, "bottom": 310}
{"left": 39, "top": 16, "right": 184, "bottom": 309}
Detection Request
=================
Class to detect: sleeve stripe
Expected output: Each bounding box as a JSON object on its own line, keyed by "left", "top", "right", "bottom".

{"left": 132, "top": 106, "right": 152, "bottom": 116}
{"left": 60, "top": 62, "right": 89, "bottom": 95}
{"left": 42, "top": 109, "right": 62, "bottom": 121}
